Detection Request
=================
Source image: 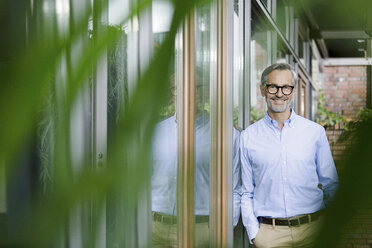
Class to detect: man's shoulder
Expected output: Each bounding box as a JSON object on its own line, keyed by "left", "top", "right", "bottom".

{"left": 154, "top": 116, "right": 176, "bottom": 136}
{"left": 156, "top": 115, "right": 175, "bottom": 127}
{"left": 294, "top": 115, "right": 324, "bottom": 131}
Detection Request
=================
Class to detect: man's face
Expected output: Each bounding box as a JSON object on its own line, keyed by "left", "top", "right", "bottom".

{"left": 260, "top": 70, "right": 296, "bottom": 113}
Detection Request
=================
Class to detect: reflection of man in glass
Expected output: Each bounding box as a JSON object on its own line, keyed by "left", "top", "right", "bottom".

{"left": 151, "top": 81, "right": 210, "bottom": 248}
{"left": 240, "top": 63, "right": 338, "bottom": 247}
{"left": 151, "top": 81, "right": 240, "bottom": 247}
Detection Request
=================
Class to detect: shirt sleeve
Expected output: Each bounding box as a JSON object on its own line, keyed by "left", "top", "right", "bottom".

{"left": 240, "top": 131, "right": 259, "bottom": 243}
{"left": 233, "top": 129, "right": 241, "bottom": 227}
{"left": 316, "top": 127, "right": 339, "bottom": 207}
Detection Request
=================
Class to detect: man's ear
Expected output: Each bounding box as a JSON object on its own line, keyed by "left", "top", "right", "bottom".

{"left": 260, "top": 85, "right": 265, "bottom": 97}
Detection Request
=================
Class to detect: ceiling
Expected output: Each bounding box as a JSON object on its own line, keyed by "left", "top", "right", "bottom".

{"left": 297, "top": 0, "right": 372, "bottom": 58}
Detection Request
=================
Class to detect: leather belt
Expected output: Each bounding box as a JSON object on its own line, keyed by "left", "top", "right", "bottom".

{"left": 152, "top": 212, "right": 209, "bottom": 225}
{"left": 258, "top": 211, "right": 323, "bottom": 227}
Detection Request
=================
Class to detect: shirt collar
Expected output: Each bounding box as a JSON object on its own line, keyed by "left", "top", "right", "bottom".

{"left": 287, "top": 109, "right": 296, "bottom": 128}
{"left": 263, "top": 109, "right": 297, "bottom": 128}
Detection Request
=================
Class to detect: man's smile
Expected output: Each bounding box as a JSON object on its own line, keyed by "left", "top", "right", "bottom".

{"left": 270, "top": 98, "right": 288, "bottom": 104}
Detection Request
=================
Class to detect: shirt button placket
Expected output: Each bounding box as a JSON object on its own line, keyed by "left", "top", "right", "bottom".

{"left": 282, "top": 128, "right": 289, "bottom": 216}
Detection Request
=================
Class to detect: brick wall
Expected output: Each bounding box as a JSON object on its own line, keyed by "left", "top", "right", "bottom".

{"left": 323, "top": 66, "right": 367, "bottom": 120}
{"left": 323, "top": 65, "right": 367, "bottom": 165}
{"left": 322, "top": 65, "right": 370, "bottom": 248}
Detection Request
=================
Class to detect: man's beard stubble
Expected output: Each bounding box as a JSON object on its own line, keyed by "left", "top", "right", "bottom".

{"left": 265, "top": 95, "right": 293, "bottom": 113}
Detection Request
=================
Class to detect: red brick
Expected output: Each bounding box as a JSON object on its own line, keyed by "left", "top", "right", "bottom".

{"left": 324, "top": 81, "right": 334, "bottom": 87}
{"left": 334, "top": 151, "right": 344, "bottom": 155}
{"left": 324, "top": 66, "right": 337, "bottom": 73}
{"left": 349, "top": 77, "right": 367, "bottom": 81}
{"left": 350, "top": 94, "right": 362, "bottom": 99}
{"left": 338, "top": 85, "right": 351, "bottom": 90}
{"left": 351, "top": 89, "right": 366, "bottom": 95}
{"left": 336, "top": 67, "right": 351, "bottom": 72}
{"left": 353, "top": 102, "right": 366, "bottom": 107}
{"left": 336, "top": 81, "right": 349, "bottom": 86}
{"left": 352, "top": 84, "right": 367, "bottom": 89}
{"left": 351, "top": 66, "right": 367, "bottom": 72}
{"left": 333, "top": 145, "right": 346, "bottom": 150}
{"left": 349, "top": 72, "right": 365, "bottom": 77}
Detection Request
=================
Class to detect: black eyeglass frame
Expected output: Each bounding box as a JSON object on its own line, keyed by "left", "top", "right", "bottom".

{"left": 264, "top": 84, "right": 295, "bottom": 96}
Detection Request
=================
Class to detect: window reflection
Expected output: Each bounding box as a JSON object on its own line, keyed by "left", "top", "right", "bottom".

{"left": 194, "top": 4, "right": 212, "bottom": 247}
{"left": 250, "top": 10, "right": 270, "bottom": 123}
{"left": 277, "top": 38, "right": 289, "bottom": 64}
{"left": 150, "top": 1, "right": 182, "bottom": 247}
{"left": 276, "top": 0, "right": 288, "bottom": 38}
{"left": 233, "top": 0, "right": 243, "bottom": 130}
{"left": 232, "top": 0, "right": 243, "bottom": 245}
{"left": 106, "top": 1, "right": 130, "bottom": 246}
{"left": 151, "top": 107, "right": 178, "bottom": 247}
{"left": 260, "top": 0, "right": 269, "bottom": 9}
{"left": 150, "top": 75, "right": 178, "bottom": 248}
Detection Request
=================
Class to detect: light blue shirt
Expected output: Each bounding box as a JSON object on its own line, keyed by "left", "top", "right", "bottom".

{"left": 151, "top": 114, "right": 240, "bottom": 224}
{"left": 151, "top": 115, "right": 179, "bottom": 215}
{"left": 233, "top": 128, "right": 241, "bottom": 227}
{"left": 151, "top": 114, "right": 211, "bottom": 216}
{"left": 240, "top": 110, "right": 338, "bottom": 241}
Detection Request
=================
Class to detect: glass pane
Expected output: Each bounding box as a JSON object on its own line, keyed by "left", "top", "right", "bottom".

{"left": 194, "top": 4, "right": 212, "bottom": 247}
{"left": 233, "top": 0, "right": 244, "bottom": 246}
{"left": 276, "top": 0, "right": 288, "bottom": 37}
{"left": 250, "top": 9, "right": 270, "bottom": 123}
{"left": 277, "top": 46, "right": 288, "bottom": 64}
{"left": 261, "top": 0, "right": 269, "bottom": 9}
{"left": 233, "top": 0, "right": 243, "bottom": 130}
{"left": 150, "top": 1, "right": 179, "bottom": 247}
{"left": 276, "top": 35, "right": 289, "bottom": 64}
{"left": 298, "top": 33, "right": 305, "bottom": 65}
{"left": 106, "top": 0, "right": 131, "bottom": 246}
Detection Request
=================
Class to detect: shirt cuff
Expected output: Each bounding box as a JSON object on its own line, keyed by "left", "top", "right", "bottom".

{"left": 246, "top": 223, "right": 259, "bottom": 244}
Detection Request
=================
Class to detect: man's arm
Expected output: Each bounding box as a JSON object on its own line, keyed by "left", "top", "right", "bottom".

{"left": 240, "top": 133, "right": 259, "bottom": 243}
{"left": 233, "top": 129, "right": 241, "bottom": 227}
{"left": 316, "top": 127, "right": 339, "bottom": 206}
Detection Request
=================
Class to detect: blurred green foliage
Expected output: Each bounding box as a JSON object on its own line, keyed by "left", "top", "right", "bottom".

{"left": 314, "top": 112, "right": 372, "bottom": 248}
{"left": 316, "top": 89, "right": 345, "bottom": 128}
{"left": 1, "top": 0, "right": 372, "bottom": 247}
{"left": 340, "top": 108, "right": 372, "bottom": 142}
{"left": 250, "top": 106, "right": 265, "bottom": 123}
{"left": 0, "top": 0, "right": 208, "bottom": 246}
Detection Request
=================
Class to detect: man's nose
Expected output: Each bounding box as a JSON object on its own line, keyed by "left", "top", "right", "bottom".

{"left": 275, "top": 88, "right": 284, "bottom": 97}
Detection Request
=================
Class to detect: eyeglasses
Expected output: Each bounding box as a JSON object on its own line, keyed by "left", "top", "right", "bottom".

{"left": 265, "top": 84, "right": 295, "bottom": 96}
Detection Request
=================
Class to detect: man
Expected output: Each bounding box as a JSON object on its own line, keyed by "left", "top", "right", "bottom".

{"left": 240, "top": 63, "right": 338, "bottom": 247}
{"left": 151, "top": 80, "right": 241, "bottom": 247}
{"left": 151, "top": 112, "right": 210, "bottom": 248}
{"left": 151, "top": 80, "right": 211, "bottom": 247}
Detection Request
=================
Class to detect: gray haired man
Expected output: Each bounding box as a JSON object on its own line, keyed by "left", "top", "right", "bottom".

{"left": 240, "top": 63, "right": 338, "bottom": 247}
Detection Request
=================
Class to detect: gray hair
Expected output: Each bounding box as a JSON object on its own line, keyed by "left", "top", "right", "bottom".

{"left": 260, "top": 63, "right": 297, "bottom": 86}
